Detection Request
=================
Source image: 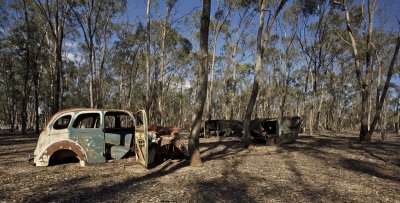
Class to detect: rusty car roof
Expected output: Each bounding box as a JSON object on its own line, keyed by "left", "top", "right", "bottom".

{"left": 47, "top": 108, "right": 134, "bottom": 127}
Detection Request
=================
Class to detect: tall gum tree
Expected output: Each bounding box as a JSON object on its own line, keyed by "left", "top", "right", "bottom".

{"left": 33, "top": 0, "right": 67, "bottom": 114}
{"left": 188, "top": 0, "right": 210, "bottom": 167}
{"left": 145, "top": 0, "right": 151, "bottom": 119}
{"left": 207, "top": 0, "right": 230, "bottom": 121}
{"left": 243, "top": 0, "right": 288, "bottom": 147}
{"left": 68, "top": 0, "right": 106, "bottom": 108}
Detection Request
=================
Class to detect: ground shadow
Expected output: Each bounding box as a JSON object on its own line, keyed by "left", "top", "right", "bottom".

{"left": 339, "top": 158, "right": 400, "bottom": 182}
{"left": 27, "top": 159, "right": 189, "bottom": 202}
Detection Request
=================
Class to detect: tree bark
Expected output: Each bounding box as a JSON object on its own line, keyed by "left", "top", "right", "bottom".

{"left": 243, "top": 0, "right": 267, "bottom": 146}
{"left": 21, "top": 0, "right": 33, "bottom": 134}
{"left": 188, "top": 0, "right": 210, "bottom": 167}
{"left": 157, "top": 1, "right": 175, "bottom": 126}
{"left": 145, "top": 0, "right": 152, "bottom": 118}
{"left": 207, "top": 2, "right": 229, "bottom": 120}
{"left": 359, "top": 0, "right": 376, "bottom": 141}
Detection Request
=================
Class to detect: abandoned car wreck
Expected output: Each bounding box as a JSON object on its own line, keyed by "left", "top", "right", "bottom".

{"left": 250, "top": 116, "right": 302, "bottom": 145}
{"left": 31, "top": 108, "right": 187, "bottom": 168}
{"left": 201, "top": 120, "right": 243, "bottom": 138}
{"left": 201, "top": 116, "right": 302, "bottom": 145}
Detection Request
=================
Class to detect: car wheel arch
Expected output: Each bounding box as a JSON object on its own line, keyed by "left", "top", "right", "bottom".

{"left": 36, "top": 139, "right": 87, "bottom": 167}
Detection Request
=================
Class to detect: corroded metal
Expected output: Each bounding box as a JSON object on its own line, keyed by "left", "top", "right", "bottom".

{"left": 32, "top": 108, "right": 187, "bottom": 168}
{"left": 35, "top": 139, "right": 87, "bottom": 166}
{"left": 202, "top": 120, "right": 243, "bottom": 138}
{"left": 250, "top": 116, "right": 302, "bottom": 145}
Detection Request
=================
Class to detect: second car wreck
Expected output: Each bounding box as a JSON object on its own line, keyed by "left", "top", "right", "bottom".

{"left": 250, "top": 116, "right": 302, "bottom": 145}
{"left": 201, "top": 120, "right": 243, "bottom": 138}
{"left": 31, "top": 108, "right": 187, "bottom": 168}
{"left": 200, "top": 117, "right": 302, "bottom": 145}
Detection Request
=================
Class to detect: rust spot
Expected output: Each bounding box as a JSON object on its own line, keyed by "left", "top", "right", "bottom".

{"left": 38, "top": 140, "right": 87, "bottom": 166}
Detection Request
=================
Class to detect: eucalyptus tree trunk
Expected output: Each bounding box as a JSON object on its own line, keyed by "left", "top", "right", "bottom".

{"left": 334, "top": 0, "right": 370, "bottom": 140}
{"left": 243, "top": 0, "right": 287, "bottom": 147}
{"left": 157, "top": 0, "right": 176, "bottom": 126}
{"left": 69, "top": 0, "right": 106, "bottom": 108}
{"left": 97, "top": 9, "right": 112, "bottom": 109}
{"left": 397, "top": 97, "right": 400, "bottom": 135}
{"left": 189, "top": 0, "right": 210, "bottom": 167}
{"left": 243, "top": 0, "right": 266, "bottom": 147}
{"left": 309, "top": 67, "right": 315, "bottom": 135}
{"left": 89, "top": 38, "right": 95, "bottom": 108}
{"left": 145, "top": 0, "right": 151, "bottom": 118}
{"left": 34, "top": 0, "right": 65, "bottom": 113}
{"left": 21, "top": 0, "right": 33, "bottom": 134}
{"left": 207, "top": 29, "right": 219, "bottom": 120}
{"left": 279, "top": 29, "right": 295, "bottom": 118}
{"left": 34, "top": 64, "right": 40, "bottom": 135}
{"left": 207, "top": 1, "right": 229, "bottom": 120}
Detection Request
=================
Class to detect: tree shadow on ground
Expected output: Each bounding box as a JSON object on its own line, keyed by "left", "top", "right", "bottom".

{"left": 193, "top": 159, "right": 257, "bottom": 202}
{"left": 200, "top": 138, "right": 246, "bottom": 162}
{"left": 281, "top": 134, "right": 400, "bottom": 183}
{"left": 281, "top": 153, "right": 357, "bottom": 202}
{"left": 17, "top": 133, "right": 400, "bottom": 202}
{"left": 26, "top": 138, "right": 252, "bottom": 202}
{"left": 339, "top": 158, "right": 400, "bottom": 182}
{"left": 26, "top": 159, "right": 189, "bottom": 202}
{"left": 0, "top": 133, "right": 38, "bottom": 147}
{"left": 283, "top": 134, "right": 399, "bottom": 162}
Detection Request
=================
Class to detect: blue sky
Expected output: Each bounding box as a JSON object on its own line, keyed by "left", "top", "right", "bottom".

{"left": 124, "top": 0, "right": 400, "bottom": 85}
{"left": 126, "top": 0, "right": 400, "bottom": 32}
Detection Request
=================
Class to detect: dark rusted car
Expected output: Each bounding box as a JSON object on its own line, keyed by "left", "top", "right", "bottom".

{"left": 202, "top": 120, "right": 243, "bottom": 138}
{"left": 32, "top": 108, "right": 187, "bottom": 168}
{"left": 250, "top": 116, "right": 302, "bottom": 145}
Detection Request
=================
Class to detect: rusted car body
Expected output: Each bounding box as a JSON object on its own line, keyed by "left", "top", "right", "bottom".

{"left": 202, "top": 120, "right": 243, "bottom": 138}
{"left": 32, "top": 108, "right": 187, "bottom": 168}
{"left": 250, "top": 116, "right": 302, "bottom": 145}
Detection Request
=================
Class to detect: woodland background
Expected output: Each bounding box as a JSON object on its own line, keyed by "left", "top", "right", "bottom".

{"left": 0, "top": 0, "right": 399, "bottom": 142}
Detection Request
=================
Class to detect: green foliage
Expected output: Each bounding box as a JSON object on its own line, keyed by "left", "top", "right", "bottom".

{"left": 298, "top": 0, "right": 326, "bottom": 16}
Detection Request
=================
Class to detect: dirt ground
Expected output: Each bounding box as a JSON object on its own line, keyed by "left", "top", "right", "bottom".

{"left": 0, "top": 131, "right": 399, "bottom": 202}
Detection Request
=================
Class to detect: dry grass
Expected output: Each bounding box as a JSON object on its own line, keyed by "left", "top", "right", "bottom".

{"left": 0, "top": 131, "right": 399, "bottom": 202}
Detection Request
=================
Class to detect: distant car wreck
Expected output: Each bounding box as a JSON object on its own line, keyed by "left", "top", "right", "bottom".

{"left": 250, "top": 116, "right": 302, "bottom": 145}
{"left": 31, "top": 108, "right": 187, "bottom": 168}
{"left": 201, "top": 120, "right": 243, "bottom": 138}
{"left": 200, "top": 116, "right": 302, "bottom": 145}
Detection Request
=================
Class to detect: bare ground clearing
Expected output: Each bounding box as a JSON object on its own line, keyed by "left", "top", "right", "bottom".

{"left": 0, "top": 132, "right": 399, "bottom": 202}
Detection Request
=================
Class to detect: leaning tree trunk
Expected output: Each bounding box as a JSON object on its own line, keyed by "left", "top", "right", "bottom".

{"left": 243, "top": 0, "right": 267, "bottom": 147}
{"left": 188, "top": 0, "right": 210, "bottom": 167}
{"left": 364, "top": 35, "right": 400, "bottom": 141}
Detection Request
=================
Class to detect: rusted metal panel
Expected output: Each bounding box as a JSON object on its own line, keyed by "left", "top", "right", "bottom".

{"left": 250, "top": 116, "right": 302, "bottom": 145}
{"left": 72, "top": 130, "right": 106, "bottom": 164}
{"left": 202, "top": 120, "right": 243, "bottom": 138}
{"left": 35, "top": 140, "right": 87, "bottom": 166}
{"left": 134, "top": 110, "right": 150, "bottom": 168}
